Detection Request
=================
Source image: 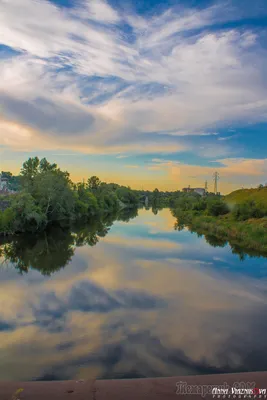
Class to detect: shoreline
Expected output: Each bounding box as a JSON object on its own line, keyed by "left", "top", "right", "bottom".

{"left": 172, "top": 211, "right": 267, "bottom": 256}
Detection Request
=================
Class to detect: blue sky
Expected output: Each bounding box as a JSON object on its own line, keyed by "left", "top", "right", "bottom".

{"left": 0, "top": 0, "right": 267, "bottom": 192}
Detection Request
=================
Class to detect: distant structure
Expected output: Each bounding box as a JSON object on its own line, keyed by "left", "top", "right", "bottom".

{"left": 0, "top": 173, "right": 17, "bottom": 195}
{"left": 193, "top": 188, "right": 206, "bottom": 196}
{"left": 182, "top": 187, "right": 193, "bottom": 193}
{"left": 213, "top": 171, "right": 219, "bottom": 195}
{"left": 182, "top": 187, "right": 205, "bottom": 196}
{"left": 0, "top": 173, "right": 8, "bottom": 193}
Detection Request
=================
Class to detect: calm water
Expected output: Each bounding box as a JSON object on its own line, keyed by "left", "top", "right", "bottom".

{"left": 1, "top": 208, "right": 267, "bottom": 381}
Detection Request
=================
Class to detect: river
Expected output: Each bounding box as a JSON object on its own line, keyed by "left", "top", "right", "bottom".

{"left": 0, "top": 208, "right": 267, "bottom": 381}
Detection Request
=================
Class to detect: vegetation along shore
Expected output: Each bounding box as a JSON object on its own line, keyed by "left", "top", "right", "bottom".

{"left": 171, "top": 187, "right": 267, "bottom": 256}
{"left": 0, "top": 157, "right": 140, "bottom": 235}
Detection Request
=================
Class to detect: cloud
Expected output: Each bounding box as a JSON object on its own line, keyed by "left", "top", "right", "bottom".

{"left": 0, "top": 94, "right": 95, "bottom": 136}
{"left": 116, "top": 155, "right": 129, "bottom": 159}
{"left": 77, "top": 0, "right": 121, "bottom": 23}
{"left": 0, "top": 0, "right": 267, "bottom": 165}
{"left": 218, "top": 134, "right": 239, "bottom": 141}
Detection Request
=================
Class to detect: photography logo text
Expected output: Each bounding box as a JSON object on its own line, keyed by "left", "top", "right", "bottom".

{"left": 176, "top": 381, "right": 267, "bottom": 398}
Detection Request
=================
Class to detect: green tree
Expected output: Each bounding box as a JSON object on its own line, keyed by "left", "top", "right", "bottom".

{"left": 75, "top": 183, "right": 99, "bottom": 218}
{"left": 20, "top": 157, "right": 40, "bottom": 190}
{"left": 39, "top": 158, "right": 58, "bottom": 173}
{"left": 10, "top": 192, "right": 47, "bottom": 232}
{"left": 32, "top": 170, "right": 75, "bottom": 222}
{"left": 87, "top": 176, "right": 101, "bottom": 192}
{"left": 115, "top": 186, "right": 138, "bottom": 207}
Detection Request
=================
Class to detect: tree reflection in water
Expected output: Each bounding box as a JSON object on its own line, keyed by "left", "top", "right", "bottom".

{"left": 0, "top": 208, "right": 138, "bottom": 276}
{"left": 174, "top": 220, "right": 266, "bottom": 260}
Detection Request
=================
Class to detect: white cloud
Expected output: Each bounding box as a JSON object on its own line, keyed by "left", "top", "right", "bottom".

{"left": 77, "top": 0, "right": 120, "bottom": 23}
{"left": 0, "top": 0, "right": 267, "bottom": 156}
{"left": 116, "top": 154, "right": 129, "bottom": 159}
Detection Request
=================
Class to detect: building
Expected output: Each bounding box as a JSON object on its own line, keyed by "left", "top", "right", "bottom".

{"left": 193, "top": 188, "right": 206, "bottom": 196}
{"left": 182, "top": 187, "right": 206, "bottom": 196}
{"left": 0, "top": 174, "right": 8, "bottom": 192}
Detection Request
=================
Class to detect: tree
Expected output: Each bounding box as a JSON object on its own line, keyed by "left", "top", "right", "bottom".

{"left": 10, "top": 192, "right": 47, "bottom": 232}
{"left": 39, "top": 158, "right": 58, "bottom": 173}
{"left": 32, "top": 170, "right": 75, "bottom": 222}
{"left": 75, "top": 183, "right": 99, "bottom": 218}
{"left": 20, "top": 157, "right": 40, "bottom": 184}
{"left": 87, "top": 176, "right": 101, "bottom": 192}
{"left": 115, "top": 186, "right": 138, "bottom": 207}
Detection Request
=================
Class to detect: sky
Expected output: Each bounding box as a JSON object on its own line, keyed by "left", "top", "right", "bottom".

{"left": 0, "top": 0, "right": 267, "bottom": 193}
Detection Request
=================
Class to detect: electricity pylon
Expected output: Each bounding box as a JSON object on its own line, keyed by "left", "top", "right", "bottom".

{"left": 213, "top": 172, "right": 219, "bottom": 194}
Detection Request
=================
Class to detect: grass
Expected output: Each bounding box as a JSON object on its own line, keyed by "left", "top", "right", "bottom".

{"left": 225, "top": 187, "right": 267, "bottom": 207}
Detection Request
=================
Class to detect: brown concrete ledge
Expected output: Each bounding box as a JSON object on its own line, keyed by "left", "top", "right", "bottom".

{"left": 1, "top": 371, "right": 267, "bottom": 400}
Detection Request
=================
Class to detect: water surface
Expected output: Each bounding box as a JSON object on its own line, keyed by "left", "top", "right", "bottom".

{"left": 0, "top": 208, "right": 267, "bottom": 381}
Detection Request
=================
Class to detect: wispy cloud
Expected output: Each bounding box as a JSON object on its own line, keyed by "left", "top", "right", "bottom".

{"left": 218, "top": 134, "right": 239, "bottom": 141}
{"left": 116, "top": 155, "right": 129, "bottom": 159}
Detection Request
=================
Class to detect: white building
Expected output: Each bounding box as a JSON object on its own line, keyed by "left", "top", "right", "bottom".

{"left": 193, "top": 188, "right": 206, "bottom": 196}
{"left": 0, "top": 174, "right": 8, "bottom": 191}
{"left": 182, "top": 187, "right": 206, "bottom": 196}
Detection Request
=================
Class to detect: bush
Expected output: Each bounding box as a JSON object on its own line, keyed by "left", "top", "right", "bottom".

{"left": 0, "top": 208, "right": 16, "bottom": 234}
{"left": 173, "top": 194, "right": 199, "bottom": 211}
{"left": 193, "top": 199, "right": 207, "bottom": 211}
{"left": 233, "top": 200, "right": 266, "bottom": 221}
{"left": 207, "top": 200, "right": 229, "bottom": 216}
{"left": 10, "top": 192, "right": 47, "bottom": 232}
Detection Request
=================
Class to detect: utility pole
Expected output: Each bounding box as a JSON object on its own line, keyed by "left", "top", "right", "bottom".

{"left": 213, "top": 172, "right": 219, "bottom": 195}
{"left": 205, "top": 180, "right": 208, "bottom": 193}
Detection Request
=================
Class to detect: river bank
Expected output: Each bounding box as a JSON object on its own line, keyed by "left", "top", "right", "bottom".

{"left": 173, "top": 210, "right": 267, "bottom": 256}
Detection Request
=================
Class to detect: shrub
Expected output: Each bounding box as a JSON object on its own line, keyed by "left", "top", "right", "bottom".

{"left": 0, "top": 208, "right": 16, "bottom": 234}
{"left": 233, "top": 200, "right": 266, "bottom": 221}
{"left": 207, "top": 200, "right": 229, "bottom": 216}
{"left": 10, "top": 192, "right": 47, "bottom": 232}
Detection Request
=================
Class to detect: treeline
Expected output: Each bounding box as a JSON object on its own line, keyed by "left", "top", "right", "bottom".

{"left": 136, "top": 188, "right": 182, "bottom": 208}
{"left": 0, "top": 157, "right": 139, "bottom": 235}
{"left": 171, "top": 189, "right": 267, "bottom": 220}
